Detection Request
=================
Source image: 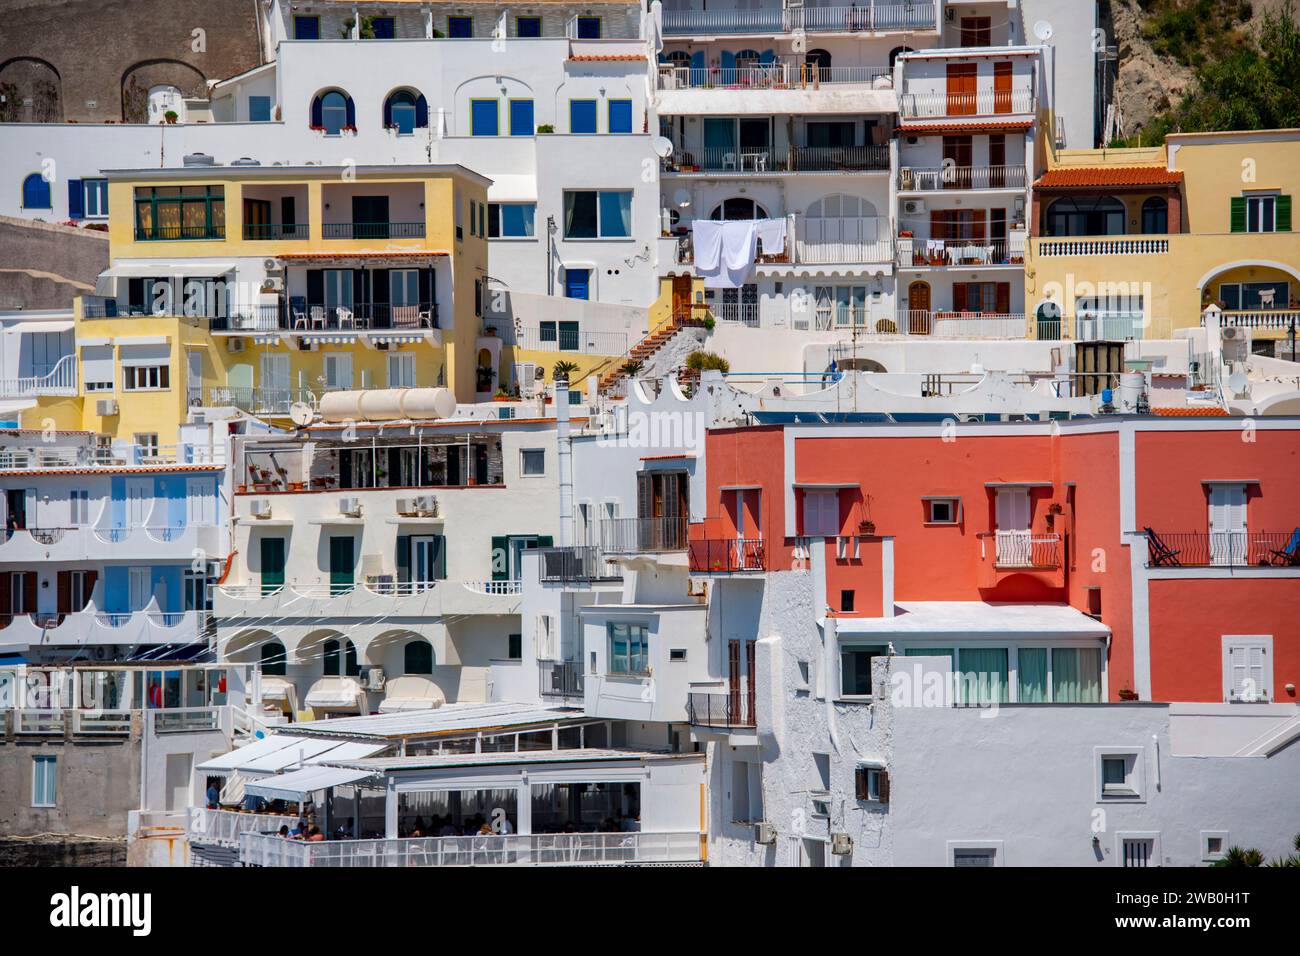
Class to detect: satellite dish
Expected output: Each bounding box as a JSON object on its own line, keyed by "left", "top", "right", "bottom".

{"left": 652, "top": 136, "right": 674, "bottom": 159}
{"left": 673, "top": 189, "right": 692, "bottom": 209}
{"left": 289, "top": 402, "right": 315, "bottom": 428}
{"left": 1033, "top": 20, "right": 1054, "bottom": 41}
{"left": 1228, "top": 372, "right": 1249, "bottom": 395}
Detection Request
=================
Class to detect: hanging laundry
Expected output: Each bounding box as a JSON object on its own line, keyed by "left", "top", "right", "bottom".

{"left": 754, "top": 217, "right": 787, "bottom": 256}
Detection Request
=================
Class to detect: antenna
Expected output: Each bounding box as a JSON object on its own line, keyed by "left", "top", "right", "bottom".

{"left": 289, "top": 402, "right": 315, "bottom": 428}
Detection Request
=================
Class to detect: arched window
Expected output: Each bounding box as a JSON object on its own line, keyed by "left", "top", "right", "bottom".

{"left": 311, "top": 89, "right": 354, "bottom": 135}
{"left": 21, "top": 173, "right": 51, "bottom": 209}
{"left": 806, "top": 49, "right": 831, "bottom": 82}
{"left": 708, "top": 198, "right": 769, "bottom": 220}
{"left": 404, "top": 639, "right": 433, "bottom": 675}
{"left": 888, "top": 46, "right": 915, "bottom": 69}
{"left": 1141, "top": 196, "right": 1168, "bottom": 235}
{"left": 665, "top": 51, "right": 690, "bottom": 68}
{"left": 1044, "top": 196, "right": 1125, "bottom": 237}
{"left": 807, "top": 194, "right": 877, "bottom": 219}
{"left": 384, "top": 88, "right": 428, "bottom": 134}
{"left": 735, "top": 48, "right": 762, "bottom": 72}
{"left": 323, "top": 638, "right": 359, "bottom": 676}
{"left": 261, "top": 640, "right": 287, "bottom": 676}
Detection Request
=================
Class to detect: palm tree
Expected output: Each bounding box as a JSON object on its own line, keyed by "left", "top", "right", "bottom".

{"left": 552, "top": 360, "right": 580, "bottom": 381}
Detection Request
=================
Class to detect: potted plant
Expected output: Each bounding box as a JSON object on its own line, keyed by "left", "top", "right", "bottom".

{"left": 164, "top": 110, "right": 178, "bottom": 125}
{"left": 553, "top": 359, "right": 580, "bottom": 382}
{"left": 858, "top": 519, "right": 875, "bottom": 535}
{"left": 537, "top": 124, "right": 555, "bottom": 134}
{"left": 1118, "top": 686, "right": 1140, "bottom": 701}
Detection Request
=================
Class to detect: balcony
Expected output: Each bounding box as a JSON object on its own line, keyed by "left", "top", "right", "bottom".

{"left": 321, "top": 222, "right": 426, "bottom": 240}
{"left": 0, "top": 609, "right": 210, "bottom": 648}
{"left": 1037, "top": 237, "right": 1170, "bottom": 257}
{"left": 890, "top": 311, "right": 1027, "bottom": 338}
{"left": 601, "top": 517, "right": 688, "bottom": 554}
{"left": 538, "top": 659, "right": 585, "bottom": 700}
{"left": 656, "top": 59, "right": 891, "bottom": 91}
{"left": 206, "top": 385, "right": 319, "bottom": 416}
{"left": 0, "top": 355, "right": 78, "bottom": 399}
{"left": 189, "top": 807, "right": 299, "bottom": 848}
{"left": 242, "top": 223, "right": 310, "bottom": 241}
{"left": 133, "top": 224, "right": 224, "bottom": 241}
{"left": 688, "top": 538, "right": 766, "bottom": 574}
{"left": 899, "top": 165, "right": 1028, "bottom": 191}
{"left": 239, "top": 829, "right": 703, "bottom": 867}
{"left": 208, "top": 302, "right": 439, "bottom": 334}
{"left": 1209, "top": 310, "right": 1300, "bottom": 332}
{"left": 660, "top": 2, "right": 935, "bottom": 35}
{"left": 538, "top": 546, "right": 621, "bottom": 583}
{"left": 978, "top": 531, "right": 1064, "bottom": 589}
{"left": 216, "top": 580, "right": 522, "bottom": 620}
{"left": 0, "top": 523, "right": 220, "bottom": 562}
{"left": 664, "top": 144, "right": 889, "bottom": 175}
{"left": 687, "top": 690, "right": 755, "bottom": 728}
{"left": 899, "top": 88, "right": 1034, "bottom": 120}
{"left": 673, "top": 215, "right": 894, "bottom": 270}
{"left": 898, "top": 236, "right": 1023, "bottom": 267}
{"left": 1144, "top": 531, "right": 1300, "bottom": 569}
{"left": 0, "top": 442, "right": 224, "bottom": 470}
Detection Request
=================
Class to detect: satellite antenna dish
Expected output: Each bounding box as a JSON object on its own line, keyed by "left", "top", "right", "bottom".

{"left": 1033, "top": 20, "right": 1054, "bottom": 41}
{"left": 289, "top": 402, "right": 315, "bottom": 428}
{"left": 673, "top": 189, "right": 692, "bottom": 209}
{"left": 652, "top": 136, "right": 674, "bottom": 159}
{"left": 1227, "top": 372, "right": 1249, "bottom": 395}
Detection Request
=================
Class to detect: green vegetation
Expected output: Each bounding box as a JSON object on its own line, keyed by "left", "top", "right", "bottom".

{"left": 552, "top": 360, "right": 580, "bottom": 380}
{"left": 1210, "top": 833, "right": 1300, "bottom": 867}
{"left": 1117, "top": 0, "right": 1300, "bottom": 144}
{"left": 686, "top": 350, "right": 730, "bottom": 374}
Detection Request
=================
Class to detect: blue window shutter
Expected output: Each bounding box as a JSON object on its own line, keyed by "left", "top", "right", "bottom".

{"left": 570, "top": 100, "right": 597, "bottom": 134}
{"left": 344, "top": 96, "right": 356, "bottom": 128}
{"left": 68, "top": 180, "right": 84, "bottom": 220}
{"left": 310, "top": 95, "right": 323, "bottom": 127}
{"left": 691, "top": 50, "right": 706, "bottom": 85}
{"left": 383, "top": 95, "right": 393, "bottom": 129}
{"left": 760, "top": 49, "right": 775, "bottom": 64}
{"left": 415, "top": 94, "right": 428, "bottom": 128}
{"left": 609, "top": 100, "right": 632, "bottom": 134}
{"left": 721, "top": 51, "right": 736, "bottom": 72}
{"left": 510, "top": 99, "right": 534, "bottom": 136}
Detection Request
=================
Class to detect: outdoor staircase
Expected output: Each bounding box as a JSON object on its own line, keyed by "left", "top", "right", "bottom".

{"left": 598, "top": 315, "right": 692, "bottom": 393}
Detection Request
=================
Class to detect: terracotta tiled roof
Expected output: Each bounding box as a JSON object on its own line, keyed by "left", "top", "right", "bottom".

{"left": 1034, "top": 166, "right": 1183, "bottom": 188}
{"left": 569, "top": 55, "right": 644, "bottom": 62}
{"left": 898, "top": 120, "right": 1033, "bottom": 135}
{"left": 1151, "top": 406, "right": 1230, "bottom": 417}
{"left": 0, "top": 464, "right": 223, "bottom": 477}
{"left": 275, "top": 251, "right": 450, "bottom": 261}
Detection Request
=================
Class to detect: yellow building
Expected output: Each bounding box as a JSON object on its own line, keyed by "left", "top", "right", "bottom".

{"left": 1026, "top": 129, "right": 1298, "bottom": 346}
{"left": 29, "top": 163, "right": 496, "bottom": 439}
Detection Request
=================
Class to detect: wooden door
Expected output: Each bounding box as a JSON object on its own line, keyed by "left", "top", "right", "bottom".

{"left": 671, "top": 275, "right": 692, "bottom": 322}
{"left": 942, "top": 135, "right": 972, "bottom": 188}
{"left": 908, "top": 281, "right": 931, "bottom": 333}
{"left": 994, "top": 62, "right": 1013, "bottom": 114}
{"left": 989, "top": 134, "right": 1006, "bottom": 187}
{"left": 946, "top": 64, "right": 977, "bottom": 116}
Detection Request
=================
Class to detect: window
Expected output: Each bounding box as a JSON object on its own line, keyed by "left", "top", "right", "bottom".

{"left": 1140, "top": 196, "right": 1167, "bottom": 234}
{"left": 952, "top": 846, "right": 998, "bottom": 867}
{"left": 669, "top": 648, "right": 687, "bottom": 662}
{"left": 261, "top": 640, "right": 287, "bottom": 676}
{"left": 1202, "top": 832, "right": 1229, "bottom": 862}
{"left": 958, "top": 647, "right": 1009, "bottom": 704}
{"left": 563, "top": 190, "right": 631, "bottom": 238}
{"left": 517, "top": 15, "right": 542, "bottom": 37}
{"left": 471, "top": 99, "right": 499, "bottom": 136}
{"left": 1231, "top": 193, "right": 1292, "bottom": 233}
{"left": 324, "top": 354, "right": 353, "bottom": 390}
{"left": 608, "top": 621, "right": 650, "bottom": 675}
{"left": 540, "top": 320, "right": 579, "bottom": 349}
{"left": 123, "top": 364, "right": 170, "bottom": 391}
{"left": 1121, "top": 837, "right": 1155, "bottom": 867}
{"left": 925, "top": 497, "right": 960, "bottom": 524}
{"left": 1044, "top": 196, "right": 1125, "bottom": 237}
{"left": 1095, "top": 748, "right": 1143, "bottom": 800}
{"left": 520, "top": 448, "right": 546, "bottom": 476}
{"left": 576, "top": 16, "right": 601, "bottom": 38}
{"left": 69, "top": 490, "right": 89, "bottom": 525}
{"left": 134, "top": 185, "right": 225, "bottom": 240}
{"left": 855, "top": 764, "right": 889, "bottom": 802}
{"left": 608, "top": 99, "right": 633, "bottom": 134}
{"left": 388, "top": 352, "right": 416, "bottom": 388}
{"left": 1219, "top": 280, "right": 1289, "bottom": 311}
{"left": 509, "top": 99, "right": 535, "bottom": 136}
{"left": 507, "top": 633, "right": 522, "bottom": 660}
{"left": 248, "top": 96, "right": 272, "bottom": 122}
{"left": 447, "top": 15, "right": 473, "bottom": 38}
{"left": 1223, "top": 635, "right": 1271, "bottom": 702}
{"left": 323, "top": 638, "right": 360, "bottom": 676}
{"left": 801, "top": 489, "right": 840, "bottom": 537}
{"left": 134, "top": 433, "right": 159, "bottom": 458}
{"left": 840, "top": 589, "right": 855, "bottom": 612}
{"left": 959, "top": 16, "right": 992, "bottom": 46}
{"left": 32, "top": 755, "right": 57, "bottom": 807}
{"left": 387, "top": 90, "right": 421, "bottom": 134}
{"left": 404, "top": 640, "right": 434, "bottom": 675}
{"left": 21, "top": 173, "right": 51, "bottom": 209}
{"left": 10, "top": 572, "right": 31, "bottom": 614}
{"left": 82, "top": 179, "right": 109, "bottom": 218}
{"left": 488, "top": 202, "right": 537, "bottom": 238}
{"left": 370, "top": 16, "right": 395, "bottom": 38}
{"left": 840, "top": 645, "right": 886, "bottom": 697}
{"left": 293, "top": 15, "right": 320, "bottom": 39}
{"left": 570, "top": 99, "right": 598, "bottom": 134}
{"left": 83, "top": 345, "right": 113, "bottom": 391}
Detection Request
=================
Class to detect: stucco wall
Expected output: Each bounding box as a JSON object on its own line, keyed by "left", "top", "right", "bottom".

{"left": 0, "top": 215, "right": 108, "bottom": 310}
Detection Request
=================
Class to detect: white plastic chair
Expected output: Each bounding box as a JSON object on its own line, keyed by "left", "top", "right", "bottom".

{"left": 722, "top": 152, "right": 737, "bottom": 170}
{"left": 336, "top": 307, "right": 354, "bottom": 329}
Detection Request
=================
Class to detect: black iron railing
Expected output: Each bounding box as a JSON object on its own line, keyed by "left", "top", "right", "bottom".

{"left": 538, "top": 546, "right": 620, "bottom": 582}
{"left": 322, "top": 222, "right": 426, "bottom": 239}
{"left": 243, "top": 223, "right": 310, "bottom": 240}
{"left": 1145, "top": 530, "right": 1300, "bottom": 568}
{"left": 687, "top": 691, "right": 755, "bottom": 728}
{"left": 688, "top": 538, "right": 766, "bottom": 573}
{"left": 538, "top": 660, "right": 584, "bottom": 699}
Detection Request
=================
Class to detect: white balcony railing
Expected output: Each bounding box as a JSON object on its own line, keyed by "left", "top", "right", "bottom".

{"left": 1037, "top": 237, "right": 1170, "bottom": 257}
{"left": 239, "top": 830, "right": 703, "bottom": 867}
{"left": 656, "top": 59, "right": 891, "bottom": 91}
{"left": 899, "top": 165, "right": 1028, "bottom": 191}
{"left": 189, "top": 807, "right": 296, "bottom": 847}
{"left": 1213, "top": 310, "right": 1300, "bottom": 330}
{"left": 0, "top": 442, "right": 225, "bottom": 470}
{"left": 899, "top": 88, "right": 1034, "bottom": 119}
{"left": 0, "top": 355, "right": 78, "bottom": 399}
{"left": 461, "top": 580, "right": 523, "bottom": 596}
{"left": 796, "top": 216, "right": 893, "bottom": 264}
{"left": 659, "top": 2, "right": 935, "bottom": 35}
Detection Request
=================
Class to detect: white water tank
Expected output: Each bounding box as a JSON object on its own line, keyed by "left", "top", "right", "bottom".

{"left": 401, "top": 388, "right": 457, "bottom": 420}
{"left": 1118, "top": 372, "right": 1145, "bottom": 413}
{"left": 318, "top": 388, "right": 456, "bottom": 423}
{"left": 357, "top": 390, "right": 405, "bottom": 422}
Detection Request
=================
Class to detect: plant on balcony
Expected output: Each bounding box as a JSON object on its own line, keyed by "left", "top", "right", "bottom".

{"left": 686, "top": 350, "right": 729, "bottom": 374}
{"left": 620, "top": 360, "right": 644, "bottom": 376}
{"left": 552, "top": 360, "right": 580, "bottom": 381}
{"left": 536, "top": 124, "right": 555, "bottom": 134}
{"left": 164, "top": 110, "right": 178, "bottom": 124}
{"left": 1118, "top": 686, "right": 1140, "bottom": 701}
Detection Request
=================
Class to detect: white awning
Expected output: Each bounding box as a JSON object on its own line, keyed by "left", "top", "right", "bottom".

{"left": 3, "top": 320, "right": 74, "bottom": 334}
{"left": 0, "top": 399, "right": 35, "bottom": 418}
{"left": 100, "top": 262, "right": 236, "bottom": 278}
{"left": 487, "top": 174, "right": 538, "bottom": 202}
{"left": 239, "top": 737, "right": 344, "bottom": 774}
{"left": 377, "top": 697, "right": 440, "bottom": 713}
{"left": 243, "top": 766, "right": 377, "bottom": 801}
{"left": 303, "top": 741, "right": 386, "bottom": 764}
{"left": 305, "top": 677, "right": 364, "bottom": 711}
{"left": 197, "top": 734, "right": 308, "bottom": 773}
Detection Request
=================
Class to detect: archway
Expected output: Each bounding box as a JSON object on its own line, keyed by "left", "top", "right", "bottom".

{"left": 907, "top": 280, "right": 931, "bottom": 333}
{"left": 0, "top": 57, "right": 62, "bottom": 123}
{"left": 120, "top": 59, "right": 207, "bottom": 123}
{"left": 708, "top": 197, "right": 769, "bottom": 220}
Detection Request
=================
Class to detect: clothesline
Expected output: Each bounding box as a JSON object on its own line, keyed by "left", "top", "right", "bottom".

{"left": 692, "top": 218, "right": 788, "bottom": 289}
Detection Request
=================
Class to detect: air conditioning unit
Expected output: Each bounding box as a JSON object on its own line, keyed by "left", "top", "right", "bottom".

{"left": 226, "top": 337, "right": 246, "bottom": 353}
{"left": 395, "top": 497, "right": 414, "bottom": 516}
{"left": 262, "top": 277, "right": 284, "bottom": 292}
{"left": 359, "top": 666, "right": 386, "bottom": 691}
{"left": 902, "top": 199, "right": 927, "bottom": 216}
{"left": 263, "top": 258, "right": 282, "bottom": 272}
{"left": 1220, "top": 325, "right": 1242, "bottom": 341}
{"left": 830, "top": 832, "right": 853, "bottom": 856}
{"left": 339, "top": 496, "right": 362, "bottom": 517}
{"left": 248, "top": 498, "right": 272, "bottom": 519}
{"left": 413, "top": 494, "right": 438, "bottom": 516}
{"left": 95, "top": 398, "right": 119, "bottom": 417}
{"left": 753, "top": 822, "right": 777, "bottom": 845}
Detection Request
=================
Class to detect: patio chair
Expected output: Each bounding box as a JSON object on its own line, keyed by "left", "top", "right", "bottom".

{"left": 336, "top": 306, "right": 354, "bottom": 329}
{"left": 1269, "top": 527, "right": 1300, "bottom": 566}
{"left": 1144, "top": 527, "right": 1181, "bottom": 567}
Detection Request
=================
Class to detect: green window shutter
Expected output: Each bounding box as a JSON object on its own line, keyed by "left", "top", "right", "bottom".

{"left": 1229, "top": 196, "right": 1246, "bottom": 232}
{"left": 433, "top": 534, "right": 447, "bottom": 579}
{"left": 538, "top": 535, "right": 553, "bottom": 548}
{"left": 1277, "top": 195, "right": 1292, "bottom": 232}
{"left": 395, "top": 534, "right": 410, "bottom": 584}
{"left": 260, "top": 537, "right": 285, "bottom": 594}
{"left": 491, "top": 535, "right": 508, "bottom": 580}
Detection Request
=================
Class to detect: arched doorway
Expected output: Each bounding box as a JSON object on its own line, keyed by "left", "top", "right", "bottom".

{"left": 907, "top": 280, "right": 931, "bottom": 334}
{"left": 805, "top": 49, "right": 831, "bottom": 83}
{"left": 709, "top": 198, "right": 768, "bottom": 220}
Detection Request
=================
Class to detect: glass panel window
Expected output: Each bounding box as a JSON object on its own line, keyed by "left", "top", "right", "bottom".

{"left": 1017, "top": 647, "right": 1048, "bottom": 702}
{"left": 389, "top": 91, "right": 417, "bottom": 134}
{"left": 471, "top": 99, "right": 499, "bottom": 136}
{"left": 1052, "top": 647, "right": 1102, "bottom": 703}
{"left": 521, "top": 448, "right": 545, "bottom": 476}
{"left": 957, "top": 647, "right": 1009, "bottom": 705}
{"left": 488, "top": 202, "right": 537, "bottom": 239}
{"left": 294, "top": 15, "right": 320, "bottom": 40}
{"left": 123, "top": 365, "right": 170, "bottom": 391}
{"left": 1245, "top": 195, "right": 1276, "bottom": 233}
{"left": 564, "top": 191, "right": 632, "bottom": 239}
{"left": 576, "top": 16, "right": 601, "bottom": 38}
{"left": 82, "top": 179, "right": 109, "bottom": 217}
{"left": 321, "top": 91, "right": 348, "bottom": 135}
{"left": 517, "top": 15, "right": 542, "bottom": 37}
{"left": 32, "top": 755, "right": 57, "bottom": 807}
{"left": 448, "top": 16, "right": 473, "bottom": 38}
{"left": 841, "top": 645, "right": 887, "bottom": 697}
{"left": 608, "top": 622, "right": 649, "bottom": 675}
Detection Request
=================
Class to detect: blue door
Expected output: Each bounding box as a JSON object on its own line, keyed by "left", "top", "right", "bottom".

{"left": 564, "top": 269, "right": 590, "bottom": 300}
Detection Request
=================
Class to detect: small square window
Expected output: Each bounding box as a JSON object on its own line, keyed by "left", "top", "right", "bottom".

{"left": 796, "top": 660, "right": 811, "bottom": 691}
{"left": 1202, "top": 831, "right": 1229, "bottom": 862}
{"left": 1096, "top": 748, "right": 1143, "bottom": 801}
{"left": 855, "top": 765, "right": 889, "bottom": 802}
{"left": 840, "top": 645, "right": 886, "bottom": 698}
{"left": 669, "top": 648, "right": 687, "bottom": 662}
{"left": 520, "top": 448, "right": 545, "bottom": 476}
{"left": 507, "top": 633, "right": 522, "bottom": 660}
{"left": 925, "top": 497, "right": 960, "bottom": 524}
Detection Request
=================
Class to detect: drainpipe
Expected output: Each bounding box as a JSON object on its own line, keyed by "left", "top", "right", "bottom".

{"left": 555, "top": 376, "right": 573, "bottom": 547}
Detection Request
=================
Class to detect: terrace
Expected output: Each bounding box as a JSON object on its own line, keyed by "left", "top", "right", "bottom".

{"left": 660, "top": 1, "right": 936, "bottom": 36}
{"left": 656, "top": 58, "right": 891, "bottom": 91}
{"left": 687, "top": 689, "right": 756, "bottom": 728}
{"left": 663, "top": 143, "right": 890, "bottom": 175}
{"left": 1144, "top": 530, "right": 1300, "bottom": 569}
{"left": 601, "top": 516, "right": 689, "bottom": 554}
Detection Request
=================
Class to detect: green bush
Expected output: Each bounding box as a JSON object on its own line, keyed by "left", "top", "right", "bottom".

{"left": 685, "top": 350, "right": 729, "bottom": 374}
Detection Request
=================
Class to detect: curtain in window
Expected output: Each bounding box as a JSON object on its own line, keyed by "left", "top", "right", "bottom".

{"left": 703, "top": 117, "right": 735, "bottom": 151}
{"left": 1053, "top": 647, "right": 1102, "bottom": 703}
{"left": 1017, "top": 647, "right": 1048, "bottom": 702}
{"left": 599, "top": 192, "right": 631, "bottom": 238}
{"left": 958, "top": 648, "right": 1008, "bottom": 704}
